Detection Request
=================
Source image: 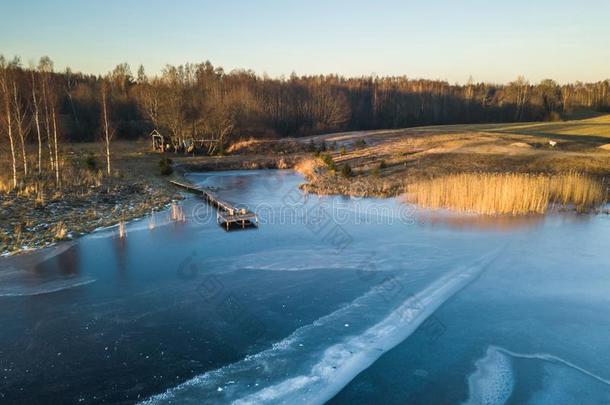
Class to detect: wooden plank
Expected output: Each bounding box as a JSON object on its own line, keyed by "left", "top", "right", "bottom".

{"left": 217, "top": 212, "right": 258, "bottom": 222}
{"left": 169, "top": 180, "right": 203, "bottom": 194}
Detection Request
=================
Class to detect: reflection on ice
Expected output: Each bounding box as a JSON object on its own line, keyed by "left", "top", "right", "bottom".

{"left": 0, "top": 276, "right": 96, "bottom": 297}
{"left": 0, "top": 244, "right": 95, "bottom": 297}
{"left": 418, "top": 211, "right": 546, "bottom": 232}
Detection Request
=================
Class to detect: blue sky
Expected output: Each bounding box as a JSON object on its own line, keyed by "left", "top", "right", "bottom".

{"left": 1, "top": 0, "right": 609, "bottom": 83}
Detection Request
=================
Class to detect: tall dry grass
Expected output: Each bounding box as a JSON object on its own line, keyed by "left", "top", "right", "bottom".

{"left": 294, "top": 158, "right": 322, "bottom": 178}
{"left": 0, "top": 161, "right": 104, "bottom": 197}
{"left": 406, "top": 172, "right": 607, "bottom": 215}
{"left": 0, "top": 178, "right": 11, "bottom": 193}
{"left": 51, "top": 221, "right": 68, "bottom": 240}
{"left": 226, "top": 138, "right": 261, "bottom": 154}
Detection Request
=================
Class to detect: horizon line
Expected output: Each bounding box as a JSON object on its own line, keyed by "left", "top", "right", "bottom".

{"left": 2, "top": 53, "right": 609, "bottom": 87}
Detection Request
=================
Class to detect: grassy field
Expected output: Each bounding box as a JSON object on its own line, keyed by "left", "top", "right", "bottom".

{"left": 436, "top": 115, "right": 610, "bottom": 143}
{"left": 305, "top": 115, "right": 610, "bottom": 175}
{"left": 300, "top": 115, "right": 610, "bottom": 210}
{"left": 396, "top": 114, "right": 610, "bottom": 139}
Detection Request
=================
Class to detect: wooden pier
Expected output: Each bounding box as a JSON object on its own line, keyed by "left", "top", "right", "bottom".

{"left": 170, "top": 180, "right": 258, "bottom": 230}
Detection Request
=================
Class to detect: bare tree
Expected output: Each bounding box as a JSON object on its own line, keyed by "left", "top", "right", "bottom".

{"left": 205, "top": 113, "right": 234, "bottom": 155}
{"left": 561, "top": 84, "right": 574, "bottom": 113}
{"left": 39, "top": 57, "right": 54, "bottom": 171}
{"left": 12, "top": 81, "right": 29, "bottom": 177}
{"left": 37, "top": 56, "right": 61, "bottom": 187}
{"left": 135, "top": 75, "right": 161, "bottom": 129}
{"left": 538, "top": 79, "right": 562, "bottom": 115}
{"left": 100, "top": 83, "right": 114, "bottom": 176}
{"left": 51, "top": 100, "right": 60, "bottom": 187}
{"left": 64, "top": 67, "right": 78, "bottom": 123}
{"left": 5, "top": 55, "right": 610, "bottom": 164}
{"left": 507, "top": 76, "right": 530, "bottom": 121}
{"left": 0, "top": 57, "right": 18, "bottom": 188}
{"left": 30, "top": 70, "right": 43, "bottom": 173}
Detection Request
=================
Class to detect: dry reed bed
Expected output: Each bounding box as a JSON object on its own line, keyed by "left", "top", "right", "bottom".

{"left": 406, "top": 172, "right": 607, "bottom": 215}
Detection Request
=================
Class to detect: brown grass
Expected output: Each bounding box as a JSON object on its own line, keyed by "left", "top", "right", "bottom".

{"left": 294, "top": 157, "right": 322, "bottom": 178}
{"left": 0, "top": 160, "right": 104, "bottom": 197}
{"left": 509, "top": 142, "right": 533, "bottom": 149}
{"left": 406, "top": 172, "right": 607, "bottom": 215}
{"left": 0, "top": 178, "right": 11, "bottom": 193}
{"left": 52, "top": 221, "right": 68, "bottom": 240}
{"left": 226, "top": 138, "right": 304, "bottom": 155}
{"left": 0, "top": 141, "right": 180, "bottom": 255}
{"left": 226, "top": 138, "right": 262, "bottom": 154}
{"left": 299, "top": 116, "right": 610, "bottom": 199}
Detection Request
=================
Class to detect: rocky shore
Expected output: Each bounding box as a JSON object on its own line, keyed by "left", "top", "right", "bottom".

{"left": 0, "top": 180, "right": 179, "bottom": 256}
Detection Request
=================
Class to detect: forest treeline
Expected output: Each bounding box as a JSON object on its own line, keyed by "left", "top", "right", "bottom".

{"left": 1, "top": 54, "right": 610, "bottom": 188}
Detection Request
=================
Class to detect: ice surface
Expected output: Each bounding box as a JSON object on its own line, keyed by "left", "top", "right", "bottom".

{"left": 141, "top": 250, "right": 501, "bottom": 404}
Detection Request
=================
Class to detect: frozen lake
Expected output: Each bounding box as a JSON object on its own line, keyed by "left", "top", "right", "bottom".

{"left": 1, "top": 170, "right": 609, "bottom": 404}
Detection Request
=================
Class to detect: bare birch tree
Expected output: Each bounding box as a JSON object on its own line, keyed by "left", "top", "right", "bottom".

{"left": 39, "top": 57, "right": 54, "bottom": 172}
{"left": 0, "top": 57, "right": 18, "bottom": 188}
{"left": 12, "top": 81, "right": 29, "bottom": 176}
{"left": 30, "top": 70, "right": 43, "bottom": 173}
{"left": 101, "top": 83, "right": 113, "bottom": 176}
{"left": 51, "top": 97, "right": 60, "bottom": 187}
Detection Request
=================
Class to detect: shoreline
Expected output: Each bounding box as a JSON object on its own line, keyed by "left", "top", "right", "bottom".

{"left": 3, "top": 162, "right": 609, "bottom": 259}
{"left": 0, "top": 186, "right": 180, "bottom": 258}
{"left": 3, "top": 114, "right": 610, "bottom": 257}
{"left": 0, "top": 153, "right": 299, "bottom": 258}
{"left": 2, "top": 162, "right": 608, "bottom": 259}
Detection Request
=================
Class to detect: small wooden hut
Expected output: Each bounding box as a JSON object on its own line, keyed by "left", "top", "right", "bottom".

{"left": 150, "top": 130, "right": 165, "bottom": 152}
